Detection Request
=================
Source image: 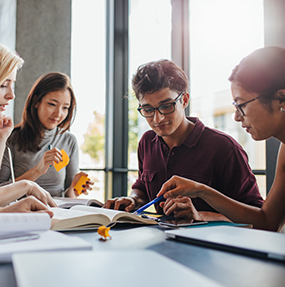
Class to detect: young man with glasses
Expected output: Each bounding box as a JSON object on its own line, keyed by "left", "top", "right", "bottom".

{"left": 103, "top": 59, "right": 263, "bottom": 221}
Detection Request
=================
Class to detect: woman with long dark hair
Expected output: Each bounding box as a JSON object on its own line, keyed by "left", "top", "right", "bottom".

{"left": 0, "top": 72, "right": 93, "bottom": 198}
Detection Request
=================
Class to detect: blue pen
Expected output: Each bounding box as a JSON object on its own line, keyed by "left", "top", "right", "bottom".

{"left": 133, "top": 195, "right": 164, "bottom": 215}
{"left": 48, "top": 145, "right": 52, "bottom": 167}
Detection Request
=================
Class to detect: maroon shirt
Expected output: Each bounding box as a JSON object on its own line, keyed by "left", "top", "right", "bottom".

{"left": 132, "top": 117, "right": 264, "bottom": 214}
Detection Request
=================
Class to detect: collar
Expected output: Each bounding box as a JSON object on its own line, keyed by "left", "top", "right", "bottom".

{"left": 151, "top": 117, "right": 205, "bottom": 148}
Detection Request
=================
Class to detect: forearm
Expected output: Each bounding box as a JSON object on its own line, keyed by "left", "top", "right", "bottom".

{"left": 0, "top": 141, "right": 6, "bottom": 166}
{"left": 64, "top": 187, "right": 76, "bottom": 198}
{"left": 197, "top": 185, "right": 265, "bottom": 227}
{"left": 15, "top": 166, "right": 42, "bottom": 182}
{"left": 198, "top": 211, "right": 232, "bottom": 222}
{"left": 129, "top": 189, "right": 149, "bottom": 208}
{"left": 0, "top": 181, "right": 30, "bottom": 206}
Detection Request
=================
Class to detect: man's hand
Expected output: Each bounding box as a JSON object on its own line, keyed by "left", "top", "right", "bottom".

{"left": 0, "top": 196, "right": 53, "bottom": 217}
{"left": 160, "top": 195, "right": 202, "bottom": 220}
{"left": 103, "top": 196, "right": 136, "bottom": 212}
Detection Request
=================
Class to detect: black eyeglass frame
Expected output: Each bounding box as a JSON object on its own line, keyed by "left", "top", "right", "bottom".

{"left": 232, "top": 95, "right": 264, "bottom": 116}
{"left": 137, "top": 92, "right": 185, "bottom": 118}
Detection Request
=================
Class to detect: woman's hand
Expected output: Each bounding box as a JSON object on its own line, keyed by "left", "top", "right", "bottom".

{"left": 35, "top": 147, "right": 63, "bottom": 176}
{"left": 22, "top": 180, "right": 57, "bottom": 207}
{"left": 157, "top": 175, "right": 202, "bottom": 199}
{"left": 67, "top": 171, "right": 94, "bottom": 197}
{"left": 0, "top": 115, "right": 13, "bottom": 141}
{"left": 0, "top": 196, "right": 53, "bottom": 217}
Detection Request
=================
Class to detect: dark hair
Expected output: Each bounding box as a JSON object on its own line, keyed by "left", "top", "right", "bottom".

{"left": 229, "top": 46, "right": 285, "bottom": 110}
{"left": 132, "top": 59, "right": 189, "bottom": 100}
{"left": 9, "top": 72, "right": 76, "bottom": 152}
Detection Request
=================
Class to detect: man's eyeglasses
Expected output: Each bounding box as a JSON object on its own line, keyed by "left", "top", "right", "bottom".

{"left": 137, "top": 92, "right": 184, "bottom": 118}
{"left": 232, "top": 95, "right": 264, "bottom": 116}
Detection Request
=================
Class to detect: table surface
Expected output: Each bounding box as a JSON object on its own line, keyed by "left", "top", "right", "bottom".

{"left": 1, "top": 224, "right": 285, "bottom": 287}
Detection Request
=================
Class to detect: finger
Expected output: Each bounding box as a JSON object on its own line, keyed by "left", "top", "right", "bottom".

{"left": 73, "top": 189, "right": 80, "bottom": 197}
{"left": 157, "top": 180, "right": 175, "bottom": 197}
{"left": 125, "top": 202, "right": 135, "bottom": 212}
{"left": 29, "top": 197, "right": 50, "bottom": 212}
{"left": 103, "top": 200, "right": 113, "bottom": 209}
{"left": 163, "top": 198, "right": 175, "bottom": 211}
{"left": 87, "top": 180, "right": 94, "bottom": 186}
{"left": 47, "top": 194, "right": 57, "bottom": 207}
{"left": 113, "top": 199, "right": 125, "bottom": 210}
{"left": 38, "top": 210, "right": 54, "bottom": 218}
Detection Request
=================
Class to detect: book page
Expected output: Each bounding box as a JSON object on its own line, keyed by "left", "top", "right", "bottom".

{"left": 70, "top": 206, "right": 125, "bottom": 221}
{"left": 0, "top": 213, "right": 51, "bottom": 235}
{"left": 70, "top": 206, "right": 157, "bottom": 225}
{"left": 50, "top": 207, "right": 111, "bottom": 230}
{"left": 53, "top": 197, "right": 103, "bottom": 208}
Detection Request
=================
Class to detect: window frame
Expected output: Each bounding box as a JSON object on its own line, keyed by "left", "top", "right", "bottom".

{"left": 100, "top": 0, "right": 284, "bottom": 198}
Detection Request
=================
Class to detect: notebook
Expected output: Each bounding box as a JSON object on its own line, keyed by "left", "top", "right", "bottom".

{"left": 0, "top": 230, "right": 92, "bottom": 263}
{"left": 165, "top": 226, "right": 285, "bottom": 262}
{"left": 12, "top": 250, "right": 222, "bottom": 287}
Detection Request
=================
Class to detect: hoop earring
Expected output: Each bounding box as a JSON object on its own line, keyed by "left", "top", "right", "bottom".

{"left": 281, "top": 107, "right": 285, "bottom": 113}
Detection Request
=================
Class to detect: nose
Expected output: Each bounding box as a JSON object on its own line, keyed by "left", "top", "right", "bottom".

{"left": 5, "top": 86, "right": 15, "bottom": 101}
{"left": 153, "top": 109, "right": 165, "bottom": 123}
{"left": 234, "top": 109, "right": 243, "bottom": 122}
{"left": 53, "top": 106, "right": 61, "bottom": 117}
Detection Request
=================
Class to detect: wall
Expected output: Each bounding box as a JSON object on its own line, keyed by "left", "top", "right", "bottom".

{"left": 0, "top": 0, "right": 17, "bottom": 118}
{"left": 14, "top": 0, "right": 72, "bottom": 124}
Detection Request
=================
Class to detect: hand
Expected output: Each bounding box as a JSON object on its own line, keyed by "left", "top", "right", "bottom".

{"left": 157, "top": 175, "right": 202, "bottom": 199}
{"left": 0, "top": 115, "right": 13, "bottom": 141}
{"left": 36, "top": 147, "right": 63, "bottom": 176}
{"left": 0, "top": 196, "right": 53, "bottom": 217}
{"left": 160, "top": 195, "right": 202, "bottom": 220}
{"left": 19, "top": 180, "right": 57, "bottom": 207}
{"left": 103, "top": 196, "right": 136, "bottom": 212}
{"left": 70, "top": 171, "right": 94, "bottom": 197}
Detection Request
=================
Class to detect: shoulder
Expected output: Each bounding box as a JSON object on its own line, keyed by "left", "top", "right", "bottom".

{"left": 56, "top": 130, "right": 78, "bottom": 147}
{"left": 139, "top": 130, "right": 156, "bottom": 143}
{"left": 57, "top": 129, "right": 77, "bottom": 141}
{"left": 277, "top": 143, "right": 285, "bottom": 167}
{"left": 203, "top": 126, "right": 243, "bottom": 149}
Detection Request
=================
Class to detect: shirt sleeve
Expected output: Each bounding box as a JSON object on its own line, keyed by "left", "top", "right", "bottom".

{"left": 131, "top": 139, "right": 147, "bottom": 194}
{"left": 0, "top": 147, "right": 13, "bottom": 187}
{"left": 64, "top": 134, "right": 80, "bottom": 191}
{"left": 218, "top": 145, "right": 264, "bottom": 208}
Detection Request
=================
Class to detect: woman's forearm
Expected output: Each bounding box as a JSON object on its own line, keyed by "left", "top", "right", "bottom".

{"left": 197, "top": 185, "right": 268, "bottom": 229}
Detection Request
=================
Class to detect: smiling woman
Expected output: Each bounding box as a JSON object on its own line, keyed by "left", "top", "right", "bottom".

{"left": 0, "top": 72, "right": 94, "bottom": 198}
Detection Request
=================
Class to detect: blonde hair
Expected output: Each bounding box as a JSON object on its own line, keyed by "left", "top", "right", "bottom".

{"left": 0, "top": 44, "right": 24, "bottom": 85}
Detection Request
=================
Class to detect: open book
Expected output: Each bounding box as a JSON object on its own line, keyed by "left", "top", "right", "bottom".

{"left": 53, "top": 197, "right": 103, "bottom": 209}
{"left": 0, "top": 213, "right": 92, "bottom": 263}
{"left": 51, "top": 206, "right": 157, "bottom": 231}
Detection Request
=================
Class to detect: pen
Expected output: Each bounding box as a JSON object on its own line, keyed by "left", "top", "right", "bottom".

{"left": 7, "top": 147, "right": 15, "bottom": 184}
{"left": 133, "top": 195, "right": 164, "bottom": 215}
{"left": 0, "top": 233, "right": 40, "bottom": 244}
{"left": 48, "top": 145, "right": 52, "bottom": 167}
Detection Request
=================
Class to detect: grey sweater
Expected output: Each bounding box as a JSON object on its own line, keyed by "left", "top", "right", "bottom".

{"left": 0, "top": 128, "right": 79, "bottom": 197}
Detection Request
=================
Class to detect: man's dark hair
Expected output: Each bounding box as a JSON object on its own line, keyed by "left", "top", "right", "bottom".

{"left": 132, "top": 59, "right": 189, "bottom": 100}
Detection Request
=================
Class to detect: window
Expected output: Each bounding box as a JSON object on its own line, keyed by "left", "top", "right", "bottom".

{"left": 128, "top": 0, "right": 172, "bottom": 193}
{"left": 189, "top": 0, "right": 266, "bottom": 198}
{"left": 71, "top": 0, "right": 106, "bottom": 202}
